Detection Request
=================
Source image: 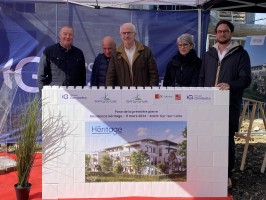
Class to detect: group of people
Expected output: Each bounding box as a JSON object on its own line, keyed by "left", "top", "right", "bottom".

{"left": 38, "top": 20, "right": 252, "bottom": 188}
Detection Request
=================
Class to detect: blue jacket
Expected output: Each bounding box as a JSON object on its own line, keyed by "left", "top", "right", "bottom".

{"left": 90, "top": 53, "right": 110, "bottom": 86}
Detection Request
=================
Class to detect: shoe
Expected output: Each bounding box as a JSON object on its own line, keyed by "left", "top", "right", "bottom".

{"left": 228, "top": 178, "right": 232, "bottom": 189}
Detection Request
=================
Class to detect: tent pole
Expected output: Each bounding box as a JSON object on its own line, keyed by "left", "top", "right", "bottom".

{"left": 197, "top": 9, "right": 202, "bottom": 57}
{"left": 56, "top": 4, "right": 58, "bottom": 43}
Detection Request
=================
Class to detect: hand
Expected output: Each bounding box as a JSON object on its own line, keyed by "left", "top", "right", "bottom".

{"left": 216, "top": 83, "right": 230, "bottom": 90}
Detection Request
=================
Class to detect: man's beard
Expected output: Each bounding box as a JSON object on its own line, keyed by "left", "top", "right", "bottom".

{"left": 217, "top": 38, "right": 231, "bottom": 45}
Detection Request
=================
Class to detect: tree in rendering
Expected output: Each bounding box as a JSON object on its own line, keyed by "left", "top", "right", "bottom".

{"left": 130, "top": 150, "right": 149, "bottom": 174}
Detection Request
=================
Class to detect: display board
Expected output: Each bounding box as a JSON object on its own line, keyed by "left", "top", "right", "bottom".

{"left": 42, "top": 87, "right": 229, "bottom": 199}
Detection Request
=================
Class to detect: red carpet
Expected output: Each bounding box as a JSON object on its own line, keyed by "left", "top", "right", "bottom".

{"left": 0, "top": 153, "right": 232, "bottom": 200}
{"left": 0, "top": 152, "right": 42, "bottom": 200}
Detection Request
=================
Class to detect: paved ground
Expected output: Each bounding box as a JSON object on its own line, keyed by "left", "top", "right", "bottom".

{"left": 0, "top": 156, "right": 16, "bottom": 175}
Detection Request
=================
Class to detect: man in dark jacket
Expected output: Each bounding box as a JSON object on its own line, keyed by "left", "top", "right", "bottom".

{"left": 105, "top": 23, "right": 159, "bottom": 87}
{"left": 90, "top": 36, "right": 116, "bottom": 87}
{"left": 38, "top": 25, "right": 86, "bottom": 90}
{"left": 199, "top": 20, "right": 251, "bottom": 188}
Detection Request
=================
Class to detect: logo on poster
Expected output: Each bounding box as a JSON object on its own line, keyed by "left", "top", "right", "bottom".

{"left": 91, "top": 126, "right": 122, "bottom": 135}
{"left": 187, "top": 94, "right": 211, "bottom": 101}
{"left": 126, "top": 93, "right": 148, "bottom": 103}
{"left": 187, "top": 95, "right": 193, "bottom": 100}
{"left": 155, "top": 94, "right": 161, "bottom": 99}
{"left": 154, "top": 93, "right": 176, "bottom": 99}
{"left": 175, "top": 94, "right": 181, "bottom": 100}
{"left": 61, "top": 93, "right": 87, "bottom": 100}
{"left": 62, "top": 94, "right": 69, "bottom": 99}
{"left": 94, "top": 93, "right": 117, "bottom": 103}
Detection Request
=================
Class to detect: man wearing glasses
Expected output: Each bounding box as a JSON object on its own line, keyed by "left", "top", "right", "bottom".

{"left": 163, "top": 33, "right": 201, "bottom": 87}
{"left": 105, "top": 22, "right": 159, "bottom": 87}
{"left": 199, "top": 20, "right": 251, "bottom": 188}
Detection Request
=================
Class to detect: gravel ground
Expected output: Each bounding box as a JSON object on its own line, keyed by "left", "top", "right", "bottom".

{"left": 229, "top": 134, "right": 266, "bottom": 200}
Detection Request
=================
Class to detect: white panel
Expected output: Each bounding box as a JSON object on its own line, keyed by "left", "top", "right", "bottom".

{"left": 212, "top": 181, "right": 228, "bottom": 197}
{"left": 196, "top": 182, "right": 213, "bottom": 197}
{"left": 213, "top": 152, "right": 228, "bottom": 167}
{"left": 121, "top": 182, "right": 152, "bottom": 197}
{"left": 197, "top": 167, "right": 213, "bottom": 182}
{"left": 196, "top": 151, "right": 213, "bottom": 166}
{"left": 213, "top": 136, "right": 228, "bottom": 152}
{"left": 213, "top": 121, "right": 229, "bottom": 136}
{"left": 152, "top": 182, "right": 189, "bottom": 197}
{"left": 214, "top": 90, "right": 230, "bottom": 105}
{"left": 74, "top": 183, "right": 87, "bottom": 198}
{"left": 188, "top": 121, "right": 214, "bottom": 136}
{"left": 42, "top": 87, "right": 229, "bottom": 199}
{"left": 187, "top": 135, "right": 197, "bottom": 151}
{"left": 212, "top": 166, "right": 228, "bottom": 181}
{"left": 89, "top": 182, "right": 121, "bottom": 198}
{"left": 74, "top": 167, "right": 85, "bottom": 183}
{"left": 42, "top": 184, "right": 58, "bottom": 199}
{"left": 198, "top": 136, "right": 214, "bottom": 151}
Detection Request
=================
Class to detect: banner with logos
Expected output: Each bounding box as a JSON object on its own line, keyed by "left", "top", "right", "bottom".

{"left": 0, "top": 2, "right": 210, "bottom": 143}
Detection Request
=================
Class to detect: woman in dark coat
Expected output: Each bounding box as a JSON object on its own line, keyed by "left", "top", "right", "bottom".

{"left": 163, "top": 33, "right": 201, "bottom": 87}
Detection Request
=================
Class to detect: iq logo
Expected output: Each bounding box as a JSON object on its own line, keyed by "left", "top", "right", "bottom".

{"left": 187, "top": 95, "right": 193, "bottom": 100}
{"left": 62, "top": 94, "right": 69, "bottom": 99}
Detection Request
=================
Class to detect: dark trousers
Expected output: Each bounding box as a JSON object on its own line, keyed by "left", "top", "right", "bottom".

{"left": 228, "top": 127, "right": 236, "bottom": 178}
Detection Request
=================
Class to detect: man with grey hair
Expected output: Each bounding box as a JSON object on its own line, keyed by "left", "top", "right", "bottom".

{"left": 163, "top": 33, "right": 201, "bottom": 87}
{"left": 106, "top": 22, "right": 159, "bottom": 87}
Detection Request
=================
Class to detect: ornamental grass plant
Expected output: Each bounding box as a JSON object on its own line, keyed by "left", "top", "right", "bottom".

{"left": 14, "top": 95, "right": 42, "bottom": 188}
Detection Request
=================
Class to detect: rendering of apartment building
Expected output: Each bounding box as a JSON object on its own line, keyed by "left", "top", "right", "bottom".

{"left": 88, "top": 138, "right": 186, "bottom": 175}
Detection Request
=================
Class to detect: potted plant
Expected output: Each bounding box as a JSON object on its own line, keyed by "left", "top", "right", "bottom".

{"left": 14, "top": 95, "right": 42, "bottom": 200}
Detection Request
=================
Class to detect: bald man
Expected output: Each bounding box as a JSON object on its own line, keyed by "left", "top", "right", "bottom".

{"left": 90, "top": 36, "right": 116, "bottom": 86}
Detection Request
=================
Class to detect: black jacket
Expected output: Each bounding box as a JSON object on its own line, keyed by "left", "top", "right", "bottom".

{"left": 90, "top": 53, "right": 110, "bottom": 86}
{"left": 163, "top": 49, "right": 201, "bottom": 87}
{"left": 199, "top": 43, "right": 251, "bottom": 131}
{"left": 38, "top": 43, "right": 86, "bottom": 89}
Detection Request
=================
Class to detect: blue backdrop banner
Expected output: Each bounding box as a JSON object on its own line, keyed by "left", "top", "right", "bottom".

{"left": 0, "top": 2, "right": 210, "bottom": 143}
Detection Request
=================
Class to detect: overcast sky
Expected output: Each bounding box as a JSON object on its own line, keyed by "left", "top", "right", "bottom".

{"left": 255, "top": 13, "right": 266, "bottom": 24}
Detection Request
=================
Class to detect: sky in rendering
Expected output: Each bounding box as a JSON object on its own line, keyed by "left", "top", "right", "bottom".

{"left": 85, "top": 121, "right": 187, "bottom": 153}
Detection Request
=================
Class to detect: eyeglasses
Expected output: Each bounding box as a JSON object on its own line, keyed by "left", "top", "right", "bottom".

{"left": 178, "top": 43, "right": 189, "bottom": 48}
{"left": 121, "top": 32, "right": 134, "bottom": 36}
{"left": 216, "top": 29, "right": 231, "bottom": 34}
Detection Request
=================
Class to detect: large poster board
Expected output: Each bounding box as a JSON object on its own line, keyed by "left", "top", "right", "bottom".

{"left": 42, "top": 87, "right": 229, "bottom": 199}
